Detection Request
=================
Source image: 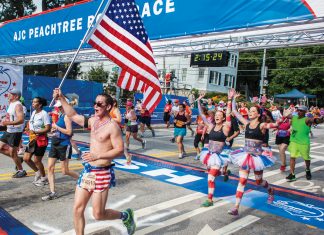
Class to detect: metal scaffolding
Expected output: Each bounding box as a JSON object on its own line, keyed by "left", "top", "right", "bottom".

{"left": 1, "top": 17, "right": 324, "bottom": 66}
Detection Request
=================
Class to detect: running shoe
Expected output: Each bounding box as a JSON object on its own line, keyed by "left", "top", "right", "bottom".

{"left": 34, "top": 179, "right": 49, "bottom": 187}
{"left": 33, "top": 172, "right": 41, "bottom": 183}
{"left": 194, "top": 155, "right": 200, "bottom": 161}
{"left": 170, "top": 138, "right": 175, "bottom": 143}
{"left": 201, "top": 200, "right": 213, "bottom": 207}
{"left": 227, "top": 208, "right": 239, "bottom": 216}
{"left": 286, "top": 173, "right": 296, "bottom": 182}
{"left": 223, "top": 170, "right": 231, "bottom": 182}
{"left": 42, "top": 192, "right": 58, "bottom": 201}
{"left": 178, "top": 153, "right": 184, "bottom": 159}
{"left": 305, "top": 169, "right": 312, "bottom": 180}
{"left": 12, "top": 170, "right": 27, "bottom": 178}
{"left": 267, "top": 187, "right": 274, "bottom": 204}
{"left": 122, "top": 208, "right": 136, "bottom": 235}
{"left": 141, "top": 140, "right": 146, "bottom": 149}
{"left": 152, "top": 130, "right": 155, "bottom": 137}
{"left": 280, "top": 165, "right": 286, "bottom": 172}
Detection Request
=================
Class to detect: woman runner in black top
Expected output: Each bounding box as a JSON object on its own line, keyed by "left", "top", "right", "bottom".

{"left": 228, "top": 90, "right": 288, "bottom": 216}
{"left": 197, "top": 90, "right": 233, "bottom": 207}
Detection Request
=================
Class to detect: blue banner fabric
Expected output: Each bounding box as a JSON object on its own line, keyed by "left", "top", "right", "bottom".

{"left": 0, "top": 0, "right": 316, "bottom": 57}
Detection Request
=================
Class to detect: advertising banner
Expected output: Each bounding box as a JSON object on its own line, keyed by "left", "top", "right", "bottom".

{"left": 0, "top": 63, "right": 23, "bottom": 118}
{"left": 0, "top": 0, "right": 322, "bottom": 57}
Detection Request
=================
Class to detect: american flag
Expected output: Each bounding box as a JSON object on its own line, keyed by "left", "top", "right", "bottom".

{"left": 88, "top": 0, "right": 161, "bottom": 113}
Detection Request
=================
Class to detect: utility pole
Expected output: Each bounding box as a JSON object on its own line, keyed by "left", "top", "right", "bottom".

{"left": 259, "top": 49, "right": 267, "bottom": 97}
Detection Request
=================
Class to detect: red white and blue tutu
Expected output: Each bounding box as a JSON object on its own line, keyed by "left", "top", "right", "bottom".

{"left": 230, "top": 147, "right": 276, "bottom": 171}
{"left": 200, "top": 147, "right": 232, "bottom": 168}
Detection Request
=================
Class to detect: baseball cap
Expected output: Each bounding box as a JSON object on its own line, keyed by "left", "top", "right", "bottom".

{"left": 54, "top": 100, "right": 62, "bottom": 107}
{"left": 9, "top": 89, "right": 21, "bottom": 97}
{"left": 297, "top": 105, "right": 308, "bottom": 111}
{"left": 54, "top": 98, "right": 69, "bottom": 107}
{"left": 126, "top": 101, "right": 133, "bottom": 106}
{"left": 174, "top": 99, "right": 179, "bottom": 103}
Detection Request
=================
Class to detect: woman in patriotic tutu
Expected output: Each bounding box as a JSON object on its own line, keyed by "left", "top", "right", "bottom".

{"left": 197, "top": 89, "right": 234, "bottom": 207}
{"left": 228, "top": 91, "right": 288, "bottom": 216}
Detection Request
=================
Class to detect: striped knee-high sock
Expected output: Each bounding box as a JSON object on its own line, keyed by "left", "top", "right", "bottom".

{"left": 235, "top": 169, "right": 249, "bottom": 207}
{"left": 207, "top": 167, "right": 220, "bottom": 200}
{"left": 254, "top": 170, "right": 270, "bottom": 190}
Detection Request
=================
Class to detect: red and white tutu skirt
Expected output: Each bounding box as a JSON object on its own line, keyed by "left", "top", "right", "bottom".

{"left": 230, "top": 147, "right": 276, "bottom": 171}
{"left": 200, "top": 148, "right": 231, "bottom": 168}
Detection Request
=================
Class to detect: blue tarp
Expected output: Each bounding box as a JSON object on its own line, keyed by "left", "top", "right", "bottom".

{"left": 23, "top": 75, "right": 103, "bottom": 110}
{"left": 274, "top": 89, "right": 316, "bottom": 99}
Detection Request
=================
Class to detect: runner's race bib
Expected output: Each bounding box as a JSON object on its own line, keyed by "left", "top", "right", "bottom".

{"left": 175, "top": 120, "right": 185, "bottom": 127}
{"left": 80, "top": 173, "right": 96, "bottom": 191}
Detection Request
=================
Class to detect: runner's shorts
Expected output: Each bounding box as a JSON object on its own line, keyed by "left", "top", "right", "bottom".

{"left": 77, "top": 162, "right": 116, "bottom": 193}
{"left": 25, "top": 140, "right": 47, "bottom": 157}
{"left": 163, "top": 112, "right": 171, "bottom": 122}
{"left": 174, "top": 127, "right": 186, "bottom": 137}
{"left": 275, "top": 136, "right": 290, "bottom": 145}
{"left": 48, "top": 143, "right": 72, "bottom": 161}
{"left": 126, "top": 124, "right": 138, "bottom": 133}
{"left": 0, "top": 132, "right": 22, "bottom": 148}
{"left": 288, "top": 142, "right": 310, "bottom": 160}
{"left": 140, "top": 116, "right": 151, "bottom": 126}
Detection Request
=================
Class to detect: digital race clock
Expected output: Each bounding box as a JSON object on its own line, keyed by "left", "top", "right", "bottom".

{"left": 190, "top": 51, "right": 230, "bottom": 67}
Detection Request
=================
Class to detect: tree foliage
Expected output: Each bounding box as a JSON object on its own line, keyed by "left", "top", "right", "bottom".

{"left": 24, "top": 63, "right": 82, "bottom": 79}
{"left": 42, "top": 0, "right": 83, "bottom": 11}
{"left": 0, "top": 0, "right": 36, "bottom": 22}
{"left": 268, "top": 46, "right": 324, "bottom": 97}
{"left": 86, "top": 65, "right": 109, "bottom": 83}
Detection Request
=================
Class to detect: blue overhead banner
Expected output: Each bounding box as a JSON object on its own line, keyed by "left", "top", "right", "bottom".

{"left": 0, "top": 0, "right": 323, "bottom": 57}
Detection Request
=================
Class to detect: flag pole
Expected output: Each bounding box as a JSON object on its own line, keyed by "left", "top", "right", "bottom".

{"left": 49, "top": 0, "right": 109, "bottom": 106}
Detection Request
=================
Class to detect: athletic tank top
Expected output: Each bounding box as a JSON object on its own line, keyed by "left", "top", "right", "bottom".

{"left": 174, "top": 112, "right": 187, "bottom": 128}
{"left": 209, "top": 126, "right": 227, "bottom": 142}
{"left": 290, "top": 116, "right": 310, "bottom": 145}
{"left": 245, "top": 123, "right": 264, "bottom": 141}
{"left": 53, "top": 114, "right": 71, "bottom": 146}
{"left": 6, "top": 101, "right": 24, "bottom": 133}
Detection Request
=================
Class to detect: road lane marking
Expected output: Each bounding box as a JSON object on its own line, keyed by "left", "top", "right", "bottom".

{"left": 273, "top": 165, "right": 324, "bottom": 185}
{"left": 61, "top": 192, "right": 206, "bottom": 235}
{"left": 249, "top": 159, "right": 321, "bottom": 180}
{"left": 136, "top": 200, "right": 230, "bottom": 234}
{"left": 198, "top": 215, "right": 260, "bottom": 235}
{"left": 136, "top": 192, "right": 205, "bottom": 218}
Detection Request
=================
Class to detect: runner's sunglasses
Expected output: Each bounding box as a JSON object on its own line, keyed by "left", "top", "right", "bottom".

{"left": 93, "top": 102, "right": 107, "bottom": 108}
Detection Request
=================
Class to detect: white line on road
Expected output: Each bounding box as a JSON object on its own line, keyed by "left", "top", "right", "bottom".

{"left": 61, "top": 192, "right": 206, "bottom": 235}
{"left": 212, "top": 215, "right": 260, "bottom": 235}
{"left": 249, "top": 159, "right": 321, "bottom": 180}
{"left": 136, "top": 192, "right": 205, "bottom": 218}
{"left": 136, "top": 200, "right": 230, "bottom": 235}
{"left": 273, "top": 165, "right": 324, "bottom": 185}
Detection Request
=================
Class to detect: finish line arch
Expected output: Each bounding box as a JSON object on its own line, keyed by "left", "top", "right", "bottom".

{"left": 1, "top": 0, "right": 324, "bottom": 65}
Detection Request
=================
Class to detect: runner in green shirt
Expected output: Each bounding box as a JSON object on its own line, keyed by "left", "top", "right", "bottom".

{"left": 286, "top": 105, "right": 314, "bottom": 182}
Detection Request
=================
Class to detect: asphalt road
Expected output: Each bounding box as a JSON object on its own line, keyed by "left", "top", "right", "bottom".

{"left": 0, "top": 124, "right": 323, "bottom": 235}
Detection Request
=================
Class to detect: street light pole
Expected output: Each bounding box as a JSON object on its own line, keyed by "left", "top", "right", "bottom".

{"left": 260, "top": 49, "right": 267, "bottom": 97}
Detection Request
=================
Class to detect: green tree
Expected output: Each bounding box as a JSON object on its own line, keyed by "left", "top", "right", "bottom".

{"left": 42, "top": 0, "right": 83, "bottom": 11}
{"left": 0, "top": 0, "right": 36, "bottom": 22}
{"left": 24, "top": 63, "right": 82, "bottom": 79}
{"left": 86, "top": 65, "right": 109, "bottom": 83}
{"left": 268, "top": 46, "right": 324, "bottom": 99}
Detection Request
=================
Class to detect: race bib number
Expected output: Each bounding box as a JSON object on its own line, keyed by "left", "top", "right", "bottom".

{"left": 175, "top": 120, "right": 185, "bottom": 127}
{"left": 80, "top": 173, "right": 96, "bottom": 191}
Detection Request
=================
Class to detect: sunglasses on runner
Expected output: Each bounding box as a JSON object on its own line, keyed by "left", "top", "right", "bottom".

{"left": 93, "top": 102, "right": 107, "bottom": 108}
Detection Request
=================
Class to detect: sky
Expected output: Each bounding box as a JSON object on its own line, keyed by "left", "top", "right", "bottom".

{"left": 33, "top": 0, "right": 42, "bottom": 13}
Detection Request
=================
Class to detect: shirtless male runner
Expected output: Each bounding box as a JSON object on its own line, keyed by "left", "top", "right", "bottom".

{"left": 53, "top": 89, "right": 136, "bottom": 235}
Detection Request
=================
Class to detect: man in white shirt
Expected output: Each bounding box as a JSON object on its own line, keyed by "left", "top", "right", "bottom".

{"left": 0, "top": 89, "right": 26, "bottom": 178}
